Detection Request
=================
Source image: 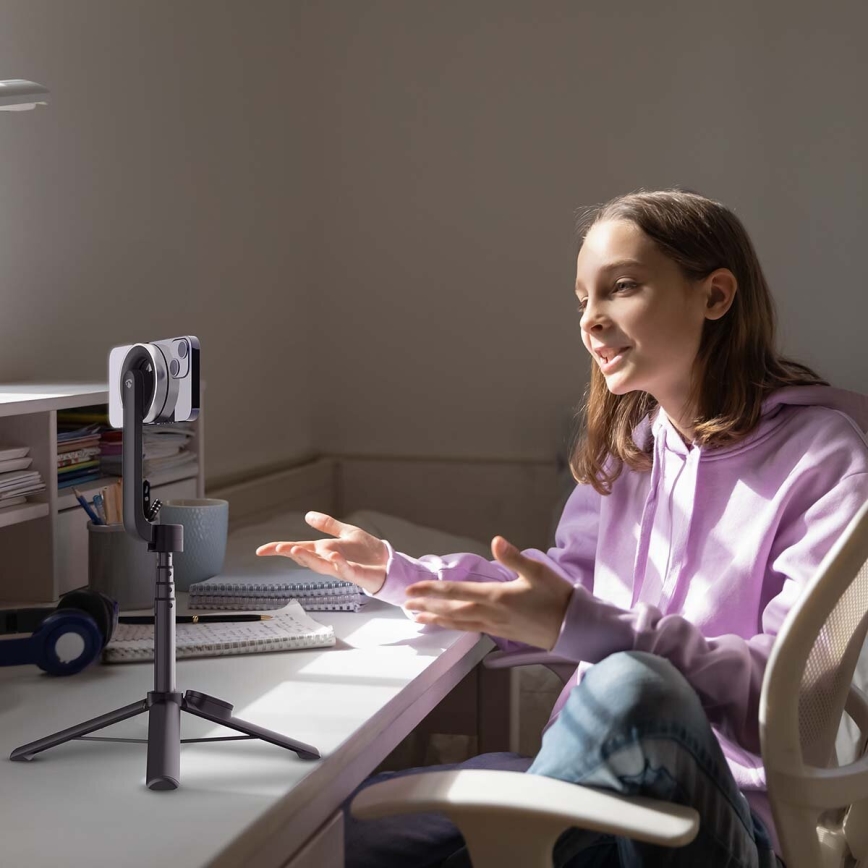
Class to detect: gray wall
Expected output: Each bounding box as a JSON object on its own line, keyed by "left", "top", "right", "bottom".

{"left": 2, "top": 1, "right": 866, "bottom": 484}
{"left": 0, "top": 1, "right": 317, "bottom": 481}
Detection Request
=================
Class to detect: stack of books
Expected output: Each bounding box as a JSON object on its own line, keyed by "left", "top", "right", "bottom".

{"left": 57, "top": 415, "right": 104, "bottom": 489}
{"left": 0, "top": 445, "right": 46, "bottom": 509}
{"left": 55, "top": 406, "right": 198, "bottom": 483}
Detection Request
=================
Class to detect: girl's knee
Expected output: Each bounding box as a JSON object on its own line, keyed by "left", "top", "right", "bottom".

{"left": 570, "top": 651, "right": 705, "bottom": 727}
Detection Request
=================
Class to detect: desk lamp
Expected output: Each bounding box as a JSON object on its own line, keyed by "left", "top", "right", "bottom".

{"left": 0, "top": 79, "right": 49, "bottom": 111}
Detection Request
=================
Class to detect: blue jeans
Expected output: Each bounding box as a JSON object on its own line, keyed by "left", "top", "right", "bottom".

{"left": 344, "top": 651, "right": 783, "bottom": 867}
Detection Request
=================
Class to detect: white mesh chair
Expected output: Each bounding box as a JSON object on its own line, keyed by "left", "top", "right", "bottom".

{"left": 351, "top": 499, "right": 868, "bottom": 868}
{"left": 761, "top": 497, "right": 868, "bottom": 868}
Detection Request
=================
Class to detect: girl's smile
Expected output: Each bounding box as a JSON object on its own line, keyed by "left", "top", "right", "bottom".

{"left": 595, "top": 346, "right": 631, "bottom": 373}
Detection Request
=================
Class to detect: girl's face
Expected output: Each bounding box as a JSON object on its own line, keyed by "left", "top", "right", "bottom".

{"left": 575, "top": 219, "right": 710, "bottom": 418}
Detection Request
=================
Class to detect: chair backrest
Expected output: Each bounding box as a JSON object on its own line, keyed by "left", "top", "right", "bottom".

{"left": 761, "top": 498, "right": 868, "bottom": 868}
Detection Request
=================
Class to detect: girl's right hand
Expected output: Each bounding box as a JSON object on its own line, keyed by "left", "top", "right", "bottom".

{"left": 255, "top": 511, "right": 389, "bottom": 595}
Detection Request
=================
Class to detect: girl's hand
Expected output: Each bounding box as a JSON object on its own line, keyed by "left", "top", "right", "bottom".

{"left": 404, "top": 536, "right": 573, "bottom": 651}
{"left": 255, "top": 512, "right": 389, "bottom": 595}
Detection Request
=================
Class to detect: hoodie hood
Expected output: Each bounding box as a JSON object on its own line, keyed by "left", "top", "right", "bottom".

{"left": 760, "top": 384, "right": 868, "bottom": 433}
{"left": 650, "top": 384, "right": 868, "bottom": 461}
{"left": 631, "top": 385, "right": 868, "bottom": 612}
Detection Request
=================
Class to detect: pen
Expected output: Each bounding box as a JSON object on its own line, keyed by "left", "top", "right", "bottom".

{"left": 92, "top": 492, "right": 107, "bottom": 524}
{"left": 118, "top": 614, "right": 274, "bottom": 625}
{"left": 73, "top": 487, "right": 102, "bottom": 525}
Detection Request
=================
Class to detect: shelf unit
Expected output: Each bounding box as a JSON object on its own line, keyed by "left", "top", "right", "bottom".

{"left": 0, "top": 382, "right": 204, "bottom": 604}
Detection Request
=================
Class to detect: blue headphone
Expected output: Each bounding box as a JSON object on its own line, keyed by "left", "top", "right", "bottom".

{"left": 0, "top": 590, "right": 118, "bottom": 676}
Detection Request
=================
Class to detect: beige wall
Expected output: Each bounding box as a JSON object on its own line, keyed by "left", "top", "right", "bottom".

{"left": 1, "top": 1, "right": 866, "bottom": 485}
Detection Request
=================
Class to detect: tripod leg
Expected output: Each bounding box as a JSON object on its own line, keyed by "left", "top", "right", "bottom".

{"left": 146, "top": 691, "right": 182, "bottom": 790}
{"left": 10, "top": 698, "right": 150, "bottom": 762}
{"left": 182, "top": 690, "right": 320, "bottom": 760}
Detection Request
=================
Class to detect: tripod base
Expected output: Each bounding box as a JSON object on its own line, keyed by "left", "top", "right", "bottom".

{"left": 10, "top": 688, "right": 319, "bottom": 789}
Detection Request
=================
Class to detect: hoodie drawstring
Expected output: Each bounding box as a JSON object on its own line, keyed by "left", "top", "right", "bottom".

{"left": 630, "top": 416, "right": 702, "bottom": 611}
{"left": 630, "top": 430, "right": 664, "bottom": 607}
{"left": 660, "top": 445, "right": 701, "bottom": 612}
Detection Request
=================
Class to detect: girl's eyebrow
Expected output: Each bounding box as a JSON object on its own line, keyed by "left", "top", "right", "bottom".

{"left": 575, "top": 258, "right": 644, "bottom": 293}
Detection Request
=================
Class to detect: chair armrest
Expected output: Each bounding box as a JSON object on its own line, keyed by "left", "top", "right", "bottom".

{"left": 484, "top": 648, "right": 576, "bottom": 684}
{"left": 351, "top": 769, "right": 699, "bottom": 854}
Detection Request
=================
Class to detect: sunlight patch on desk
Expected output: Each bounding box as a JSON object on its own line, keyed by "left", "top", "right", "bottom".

{"left": 296, "top": 645, "right": 432, "bottom": 680}
{"left": 341, "top": 616, "right": 432, "bottom": 648}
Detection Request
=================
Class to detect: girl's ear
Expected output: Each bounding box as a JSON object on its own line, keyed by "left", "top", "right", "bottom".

{"left": 703, "top": 268, "right": 737, "bottom": 321}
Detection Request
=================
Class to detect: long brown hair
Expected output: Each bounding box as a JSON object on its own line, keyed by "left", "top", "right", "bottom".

{"left": 570, "top": 189, "right": 828, "bottom": 495}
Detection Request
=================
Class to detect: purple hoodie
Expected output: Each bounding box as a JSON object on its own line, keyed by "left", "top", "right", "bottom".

{"left": 373, "top": 385, "right": 868, "bottom": 856}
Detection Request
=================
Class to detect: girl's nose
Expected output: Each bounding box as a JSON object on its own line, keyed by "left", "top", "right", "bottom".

{"left": 580, "top": 301, "right": 608, "bottom": 333}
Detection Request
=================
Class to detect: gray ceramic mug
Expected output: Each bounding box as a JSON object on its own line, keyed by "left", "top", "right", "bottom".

{"left": 88, "top": 521, "right": 156, "bottom": 609}
{"left": 158, "top": 498, "right": 229, "bottom": 591}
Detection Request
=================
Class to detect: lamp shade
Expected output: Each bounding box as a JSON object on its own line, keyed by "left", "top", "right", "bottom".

{"left": 0, "top": 79, "right": 50, "bottom": 111}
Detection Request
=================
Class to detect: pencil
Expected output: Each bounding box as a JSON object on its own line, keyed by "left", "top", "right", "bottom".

{"left": 118, "top": 614, "right": 274, "bottom": 625}
{"left": 72, "top": 487, "right": 102, "bottom": 525}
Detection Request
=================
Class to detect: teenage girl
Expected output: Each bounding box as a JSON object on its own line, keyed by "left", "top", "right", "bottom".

{"left": 256, "top": 190, "right": 868, "bottom": 867}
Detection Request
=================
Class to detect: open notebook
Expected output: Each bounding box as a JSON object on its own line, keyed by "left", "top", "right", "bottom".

{"left": 103, "top": 601, "right": 335, "bottom": 663}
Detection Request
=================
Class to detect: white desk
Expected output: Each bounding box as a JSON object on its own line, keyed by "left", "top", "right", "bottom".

{"left": 0, "top": 592, "right": 493, "bottom": 867}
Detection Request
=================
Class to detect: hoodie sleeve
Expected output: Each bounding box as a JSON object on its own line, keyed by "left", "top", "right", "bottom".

{"left": 550, "top": 470, "right": 868, "bottom": 754}
{"left": 371, "top": 481, "right": 601, "bottom": 650}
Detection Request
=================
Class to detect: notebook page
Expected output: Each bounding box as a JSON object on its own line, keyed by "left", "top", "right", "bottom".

{"left": 104, "top": 601, "right": 335, "bottom": 663}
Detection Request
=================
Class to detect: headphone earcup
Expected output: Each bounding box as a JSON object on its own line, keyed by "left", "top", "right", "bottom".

{"left": 57, "top": 590, "right": 118, "bottom": 648}
{"left": 91, "top": 590, "right": 119, "bottom": 645}
{"left": 31, "top": 610, "right": 103, "bottom": 676}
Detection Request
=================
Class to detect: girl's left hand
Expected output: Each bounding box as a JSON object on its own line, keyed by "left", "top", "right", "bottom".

{"left": 404, "top": 536, "right": 574, "bottom": 651}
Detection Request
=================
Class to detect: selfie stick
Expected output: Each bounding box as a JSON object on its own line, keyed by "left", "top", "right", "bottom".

{"left": 11, "top": 351, "right": 319, "bottom": 787}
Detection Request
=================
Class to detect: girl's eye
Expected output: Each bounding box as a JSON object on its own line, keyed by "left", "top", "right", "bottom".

{"left": 576, "top": 282, "right": 636, "bottom": 312}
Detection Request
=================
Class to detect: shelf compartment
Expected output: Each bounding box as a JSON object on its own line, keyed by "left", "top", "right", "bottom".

{"left": 0, "top": 501, "right": 50, "bottom": 530}
{"left": 56, "top": 467, "right": 199, "bottom": 511}
{"left": 0, "top": 382, "right": 204, "bottom": 603}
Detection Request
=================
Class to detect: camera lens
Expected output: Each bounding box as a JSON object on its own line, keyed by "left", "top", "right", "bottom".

{"left": 170, "top": 359, "right": 180, "bottom": 377}
{"left": 177, "top": 341, "right": 188, "bottom": 359}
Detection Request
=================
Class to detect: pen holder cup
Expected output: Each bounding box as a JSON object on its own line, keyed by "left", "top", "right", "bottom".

{"left": 87, "top": 521, "right": 158, "bottom": 610}
{"left": 158, "top": 498, "right": 229, "bottom": 592}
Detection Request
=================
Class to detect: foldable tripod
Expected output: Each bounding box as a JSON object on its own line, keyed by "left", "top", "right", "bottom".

{"left": 10, "top": 364, "right": 318, "bottom": 788}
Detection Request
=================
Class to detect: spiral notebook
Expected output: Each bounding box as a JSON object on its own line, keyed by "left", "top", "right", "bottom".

{"left": 188, "top": 571, "right": 363, "bottom": 613}
{"left": 103, "top": 601, "right": 335, "bottom": 663}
